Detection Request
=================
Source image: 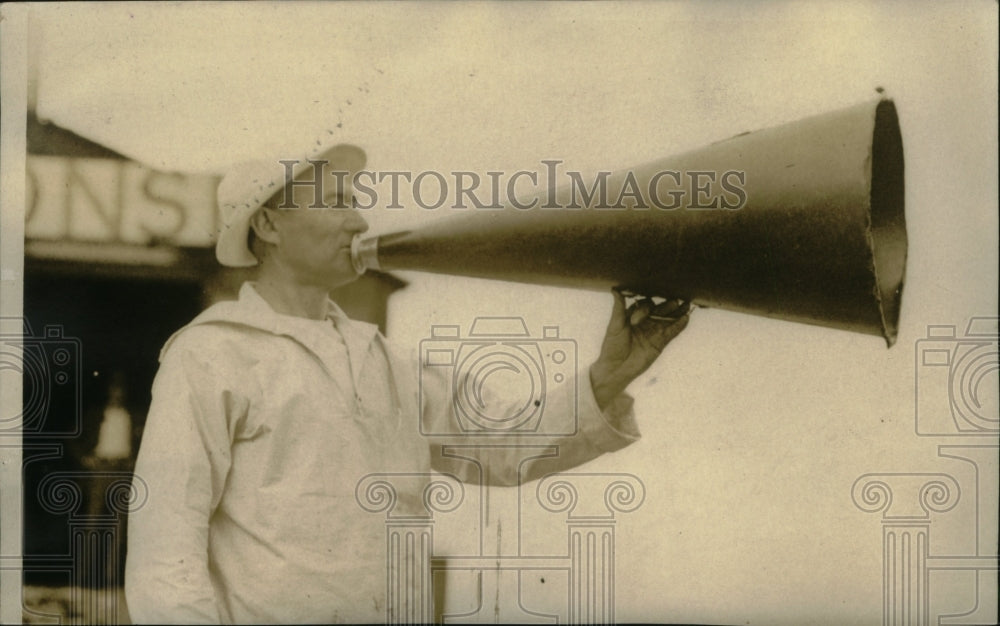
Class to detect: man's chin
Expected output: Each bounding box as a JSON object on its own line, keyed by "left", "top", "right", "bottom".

{"left": 326, "top": 271, "right": 361, "bottom": 292}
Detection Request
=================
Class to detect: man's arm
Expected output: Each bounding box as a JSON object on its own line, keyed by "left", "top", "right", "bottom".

{"left": 125, "top": 334, "right": 238, "bottom": 624}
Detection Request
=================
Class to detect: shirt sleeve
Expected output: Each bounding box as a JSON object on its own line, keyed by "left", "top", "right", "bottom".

{"left": 125, "top": 332, "right": 242, "bottom": 624}
{"left": 419, "top": 354, "right": 641, "bottom": 486}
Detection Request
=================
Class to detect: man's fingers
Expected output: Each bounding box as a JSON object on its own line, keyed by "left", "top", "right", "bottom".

{"left": 628, "top": 299, "right": 653, "bottom": 325}
{"left": 664, "top": 310, "right": 691, "bottom": 342}
{"left": 648, "top": 299, "right": 690, "bottom": 321}
{"left": 613, "top": 291, "right": 692, "bottom": 339}
{"left": 607, "top": 288, "right": 628, "bottom": 331}
{"left": 626, "top": 297, "right": 692, "bottom": 326}
{"left": 662, "top": 308, "right": 691, "bottom": 336}
{"left": 647, "top": 307, "right": 691, "bottom": 351}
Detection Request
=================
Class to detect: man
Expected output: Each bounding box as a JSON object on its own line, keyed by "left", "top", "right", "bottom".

{"left": 125, "top": 142, "right": 691, "bottom": 623}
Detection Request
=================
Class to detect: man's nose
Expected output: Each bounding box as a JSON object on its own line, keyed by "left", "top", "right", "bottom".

{"left": 345, "top": 209, "right": 369, "bottom": 234}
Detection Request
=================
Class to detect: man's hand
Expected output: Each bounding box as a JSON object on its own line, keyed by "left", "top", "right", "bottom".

{"left": 589, "top": 288, "right": 692, "bottom": 410}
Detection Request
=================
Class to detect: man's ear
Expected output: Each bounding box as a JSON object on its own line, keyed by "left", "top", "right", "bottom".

{"left": 249, "top": 208, "right": 281, "bottom": 245}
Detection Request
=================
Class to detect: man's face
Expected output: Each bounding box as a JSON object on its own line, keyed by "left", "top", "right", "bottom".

{"left": 262, "top": 175, "right": 369, "bottom": 289}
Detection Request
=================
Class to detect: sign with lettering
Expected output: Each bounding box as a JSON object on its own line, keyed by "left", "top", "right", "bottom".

{"left": 26, "top": 155, "right": 219, "bottom": 247}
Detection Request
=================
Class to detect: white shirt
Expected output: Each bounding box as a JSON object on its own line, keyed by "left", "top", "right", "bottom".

{"left": 125, "top": 283, "right": 639, "bottom": 623}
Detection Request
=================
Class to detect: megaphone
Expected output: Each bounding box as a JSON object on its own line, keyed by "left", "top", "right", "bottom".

{"left": 352, "top": 98, "right": 906, "bottom": 346}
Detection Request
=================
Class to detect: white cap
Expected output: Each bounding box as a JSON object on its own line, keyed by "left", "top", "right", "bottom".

{"left": 215, "top": 143, "right": 367, "bottom": 267}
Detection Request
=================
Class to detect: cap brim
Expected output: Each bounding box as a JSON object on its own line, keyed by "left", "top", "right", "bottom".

{"left": 215, "top": 143, "right": 368, "bottom": 268}
{"left": 215, "top": 203, "right": 260, "bottom": 267}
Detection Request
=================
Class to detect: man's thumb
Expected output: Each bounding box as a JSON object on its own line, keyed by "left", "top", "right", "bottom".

{"left": 607, "top": 288, "right": 627, "bottom": 331}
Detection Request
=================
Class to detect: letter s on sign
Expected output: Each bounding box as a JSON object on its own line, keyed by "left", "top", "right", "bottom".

{"left": 142, "top": 171, "right": 186, "bottom": 239}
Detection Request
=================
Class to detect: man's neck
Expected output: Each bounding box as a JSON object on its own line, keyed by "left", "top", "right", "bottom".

{"left": 254, "top": 263, "right": 330, "bottom": 320}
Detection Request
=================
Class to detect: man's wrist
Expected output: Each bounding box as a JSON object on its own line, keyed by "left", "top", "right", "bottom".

{"left": 589, "top": 361, "right": 628, "bottom": 411}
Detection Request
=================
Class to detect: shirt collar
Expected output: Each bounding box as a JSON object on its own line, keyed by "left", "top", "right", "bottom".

{"left": 162, "top": 281, "right": 380, "bottom": 383}
{"left": 240, "top": 278, "right": 377, "bottom": 326}
{"left": 236, "top": 282, "right": 379, "bottom": 388}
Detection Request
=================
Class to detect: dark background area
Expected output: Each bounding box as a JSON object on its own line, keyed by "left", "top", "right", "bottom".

{"left": 22, "top": 269, "right": 203, "bottom": 586}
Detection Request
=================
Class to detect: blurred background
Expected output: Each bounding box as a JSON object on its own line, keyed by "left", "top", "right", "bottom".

{"left": 3, "top": 1, "right": 997, "bottom": 624}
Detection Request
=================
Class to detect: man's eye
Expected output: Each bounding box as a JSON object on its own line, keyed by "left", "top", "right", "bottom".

{"left": 322, "top": 194, "right": 352, "bottom": 208}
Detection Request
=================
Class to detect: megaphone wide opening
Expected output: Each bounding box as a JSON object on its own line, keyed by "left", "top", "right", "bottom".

{"left": 869, "top": 100, "right": 907, "bottom": 346}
